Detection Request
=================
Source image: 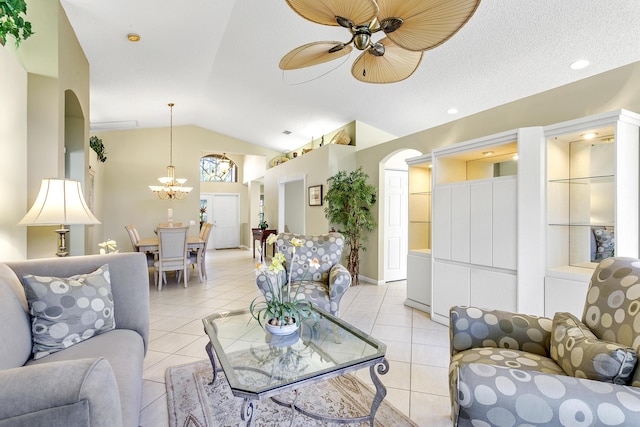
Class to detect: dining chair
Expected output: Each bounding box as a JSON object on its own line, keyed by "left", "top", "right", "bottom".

{"left": 124, "top": 224, "right": 155, "bottom": 267}
{"left": 189, "top": 222, "right": 212, "bottom": 281}
{"left": 154, "top": 226, "right": 189, "bottom": 290}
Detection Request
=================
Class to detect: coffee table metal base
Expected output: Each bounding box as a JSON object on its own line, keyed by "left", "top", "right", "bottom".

{"left": 205, "top": 342, "right": 389, "bottom": 426}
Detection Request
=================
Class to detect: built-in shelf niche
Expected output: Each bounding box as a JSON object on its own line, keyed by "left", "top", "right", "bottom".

{"left": 547, "top": 126, "right": 615, "bottom": 269}
{"left": 435, "top": 141, "right": 518, "bottom": 184}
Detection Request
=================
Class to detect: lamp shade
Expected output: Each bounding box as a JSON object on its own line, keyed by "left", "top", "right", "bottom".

{"left": 19, "top": 179, "right": 100, "bottom": 226}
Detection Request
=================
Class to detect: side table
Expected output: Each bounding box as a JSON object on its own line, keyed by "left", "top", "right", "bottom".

{"left": 251, "top": 228, "right": 277, "bottom": 260}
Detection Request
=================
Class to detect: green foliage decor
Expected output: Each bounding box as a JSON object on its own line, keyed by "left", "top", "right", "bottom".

{"left": 324, "top": 167, "right": 377, "bottom": 286}
{"left": 89, "top": 136, "right": 107, "bottom": 163}
{"left": 0, "top": 0, "right": 33, "bottom": 47}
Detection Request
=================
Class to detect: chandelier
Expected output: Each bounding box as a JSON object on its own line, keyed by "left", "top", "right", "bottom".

{"left": 149, "top": 103, "right": 193, "bottom": 200}
{"left": 216, "top": 153, "right": 232, "bottom": 179}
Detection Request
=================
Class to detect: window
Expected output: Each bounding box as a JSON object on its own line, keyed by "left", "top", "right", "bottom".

{"left": 200, "top": 153, "right": 237, "bottom": 182}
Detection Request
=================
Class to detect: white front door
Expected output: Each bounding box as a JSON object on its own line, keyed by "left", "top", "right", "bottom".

{"left": 210, "top": 193, "right": 240, "bottom": 249}
{"left": 384, "top": 170, "right": 408, "bottom": 281}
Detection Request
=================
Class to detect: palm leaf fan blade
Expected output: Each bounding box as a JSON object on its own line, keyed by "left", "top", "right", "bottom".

{"left": 351, "top": 38, "right": 422, "bottom": 83}
{"left": 285, "top": 0, "right": 378, "bottom": 26}
{"left": 280, "top": 42, "right": 353, "bottom": 70}
{"left": 377, "top": 0, "right": 481, "bottom": 51}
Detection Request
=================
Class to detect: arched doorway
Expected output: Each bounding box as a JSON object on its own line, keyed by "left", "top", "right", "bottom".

{"left": 382, "top": 149, "right": 422, "bottom": 282}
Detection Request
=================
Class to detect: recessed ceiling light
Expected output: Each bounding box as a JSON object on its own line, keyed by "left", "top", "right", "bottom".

{"left": 447, "top": 108, "right": 458, "bottom": 114}
{"left": 127, "top": 33, "right": 141, "bottom": 42}
{"left": 581, "top": 132, "right": 598, "bottom": 140}
{"left": 482, "top": 151, "right": 494, "bottom": 157}
{"left": 570, "top": 59, "right": 589, "bottom": 70}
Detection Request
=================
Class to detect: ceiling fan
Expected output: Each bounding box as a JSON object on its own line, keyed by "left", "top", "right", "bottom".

{"left": 279, "top": 0, "right": 481, "bottom": 84}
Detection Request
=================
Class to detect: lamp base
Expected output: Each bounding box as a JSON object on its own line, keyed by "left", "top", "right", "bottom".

{"left": 55, "top": 227, "right": 69, "bottom": 257}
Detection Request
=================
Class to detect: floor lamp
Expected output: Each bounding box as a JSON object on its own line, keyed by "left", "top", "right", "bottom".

{"left": 18, "top": 179, "right": 101, "bottom": 256}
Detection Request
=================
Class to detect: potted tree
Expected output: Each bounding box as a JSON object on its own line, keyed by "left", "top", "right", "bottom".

{"left": 324, "top": 167, "right": 377, "bottom": 286}
{"left": 0, "top": 0, "right": 33, "bottom": 47}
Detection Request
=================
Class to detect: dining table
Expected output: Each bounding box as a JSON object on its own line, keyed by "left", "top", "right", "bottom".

{"left": 136, "top": 236, "right": 206, "bottom": 282}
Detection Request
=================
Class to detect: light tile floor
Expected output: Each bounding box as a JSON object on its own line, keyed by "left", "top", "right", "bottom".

{"left": 139, "top": 249, "right": 452, "bottom": 426}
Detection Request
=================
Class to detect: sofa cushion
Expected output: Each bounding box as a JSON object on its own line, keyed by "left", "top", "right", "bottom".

{"left": 551, "top": 311, "right": 637, "bottom": 384}
{"left": 0, "top": 264, "right": 33, "bottom": 369}
{"left": 592, "top": 227, "right": 615, "bottom": 262}
{"left": 27, "top": 330, "right": 144, "bottom": 427}
{"left": 22, "top": 264, "right": 115, "bottom": 360}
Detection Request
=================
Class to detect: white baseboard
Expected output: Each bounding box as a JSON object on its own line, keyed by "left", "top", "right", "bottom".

{"left": 358, "top": 275, "right": 385, "bottom": 286}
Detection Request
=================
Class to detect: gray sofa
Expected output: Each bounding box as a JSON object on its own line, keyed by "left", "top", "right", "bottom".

{"left": 0, "top": 252, "right": 150, "bottom": 427}
{"left": 449, "top": 257, "right": 640, "bottom": 426}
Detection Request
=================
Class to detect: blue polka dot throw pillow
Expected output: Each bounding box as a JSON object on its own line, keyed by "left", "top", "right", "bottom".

{"left": 22, "top": 264, "right": 115, "bottom": 360}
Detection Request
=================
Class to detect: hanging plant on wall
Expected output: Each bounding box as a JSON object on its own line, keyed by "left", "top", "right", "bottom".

{"left": 324, "top": 167, "right": 377, "bottom": 286}
{"left": 0, "top": 0, "right": 34, "bottom": 47}
{"left": 89, "top": 136, "right": 107, "bottom": 163}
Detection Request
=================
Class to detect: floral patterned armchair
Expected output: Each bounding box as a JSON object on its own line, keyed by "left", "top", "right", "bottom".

{"left": 449, "top": 257, "right": 640, "bottom": 426}
{"left": 255, "top": 232, "right": 352, "bottom": 316}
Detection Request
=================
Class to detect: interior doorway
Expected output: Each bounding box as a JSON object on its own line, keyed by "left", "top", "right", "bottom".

{"left": 382, "top": 149, "right": 422, "bottom": 282}
{"left": 200, "top": 192, "right": 240, "bottom": 249}
{"left": 278, "top": 176, "right": 306, "bottom": 234}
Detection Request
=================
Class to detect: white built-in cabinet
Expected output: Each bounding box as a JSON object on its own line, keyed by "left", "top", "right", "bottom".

{"left": 406, "top": 110, "right": 640, "bottom": 326}
{"left": 430, "top": 130, "right": 526, "bottom": 325}
{"left": 544, "top": 110, "right": 640, "bottom": 318}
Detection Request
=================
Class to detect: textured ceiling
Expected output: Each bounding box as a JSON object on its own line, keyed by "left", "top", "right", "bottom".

{"left": 60, "top": 0, "right": 640, "bottom": 152}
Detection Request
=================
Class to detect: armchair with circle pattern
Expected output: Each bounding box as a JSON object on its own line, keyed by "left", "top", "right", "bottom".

{"left": 449, "top": 257, "right": 640, "bottom": 426}
{"left": 255, "top": 232, "right": 352, "bottom": 317}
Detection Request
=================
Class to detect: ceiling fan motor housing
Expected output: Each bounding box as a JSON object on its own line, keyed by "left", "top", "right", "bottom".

{"left": 353, "top": 26, "right": 372, "bottom": 50}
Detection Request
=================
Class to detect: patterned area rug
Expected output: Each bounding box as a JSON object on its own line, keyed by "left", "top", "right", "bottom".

{"left": 166, "top": 360, "right": 418, "bottom": 427}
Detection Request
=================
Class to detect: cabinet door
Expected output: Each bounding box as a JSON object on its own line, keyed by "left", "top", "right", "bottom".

{"left": 451, "top": 184, "right": 470, "bottom": 263}
{"left": 470, "top": 181, "right": 492, "bottom": 267}
{"left": 493, "top": 178, "right": 517, "bottom": 270}
{"left": 545, "top": 276, "right": 589, "bottom": 318}
{"left": 433, "top": 261, "right": 470, "bottom": 323}
{"left": 470, "top": 268, "right": 516, "bottom": 312}
{"left": 433, "top": 186, "right": 451, "bottom": 260}
{"left": 407, "top": 253, "right": 432, "bottom": 308}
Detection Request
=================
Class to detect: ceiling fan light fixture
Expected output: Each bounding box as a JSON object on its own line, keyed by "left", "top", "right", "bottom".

{"left": 282, "top": 0, "right": 480, "bottom": 83}
{"left": 328, "top": 43, "right": 346, "bottom": 53}
{"left": 336, "top": 16, "right": 354, "bottom": 29}
{"left": 369, "top": 42, "right": 385, "bottom": 57}
{"left": 353, "top": 27, "right": 371, "bottom": 50}
{"left": 379, "top": 17, "right": 403, "bottom": 33}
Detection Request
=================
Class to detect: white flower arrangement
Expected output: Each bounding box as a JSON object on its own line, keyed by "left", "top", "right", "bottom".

{"left": 98, "top": 239, "right": 119, "bottom": 255}
{"left": 250, "top": 235, "right": 319, "bottom": 328}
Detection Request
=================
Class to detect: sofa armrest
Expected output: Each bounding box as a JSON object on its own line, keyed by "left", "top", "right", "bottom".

{"left": 329, "top": 263, "right": 352, "bottom": 301}
{"left": 0, "top": 358, "right": 122, "bottom": 427}
{"left": 450, "top": 306, "right": 552, "bottom": 357}
{"left": 454, "top": 363, "right": 640, "bottom": 426}
{"left": 7, "top": 253, "right": 150, "bottom": 355}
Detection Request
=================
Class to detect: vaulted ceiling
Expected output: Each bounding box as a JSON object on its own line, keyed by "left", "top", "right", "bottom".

{"left": 60, "top": 0, "right": 640, "bottom": 152}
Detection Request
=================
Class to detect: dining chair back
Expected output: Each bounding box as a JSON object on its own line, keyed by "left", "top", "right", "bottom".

{"left": 154, "top": 226, "right": 189, "bottom": 290}
{"left": 125, "top": 224, "right": 155, "bottom": 267}
{"left": 190, "top": 223, "right": 212, "bottom": 281}
{"left": 125, "top": 224, "right": 140, "bottom": 250}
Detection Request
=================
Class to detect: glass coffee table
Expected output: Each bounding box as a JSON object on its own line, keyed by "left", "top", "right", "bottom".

{"left": 202, "top": 306, "right": 388, "bottom": 426}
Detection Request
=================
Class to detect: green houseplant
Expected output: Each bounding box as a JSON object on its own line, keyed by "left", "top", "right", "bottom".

{"left": 324, "top": 167, "right": 377, "bottom": 286}
{"left": 249, "top": 234, "right": 318, "bottom": 334}
{"left": 0, "top": 0, "right": 33, "bottom": 47}
{"left": 89, "top": 136, "right": 107, "bottom": 162}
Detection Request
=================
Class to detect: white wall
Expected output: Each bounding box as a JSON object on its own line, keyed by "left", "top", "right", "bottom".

{"left": 0, "top": 47, "right": 28, "bottom": 261}
{"left": 263, "top": 143, "right": 356, "bottom": 236}
{"left": 96, "top": 125, "right": 280, "bottom": 251}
